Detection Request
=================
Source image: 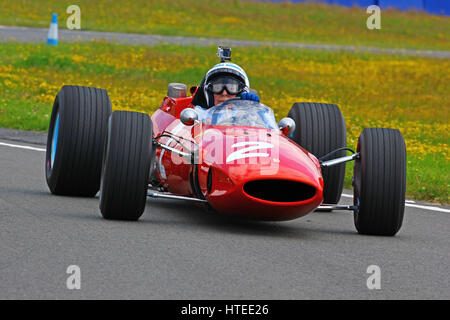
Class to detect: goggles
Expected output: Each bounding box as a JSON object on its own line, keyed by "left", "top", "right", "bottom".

{"left": 206, "top": 77, "right": 245, "bottom": 95}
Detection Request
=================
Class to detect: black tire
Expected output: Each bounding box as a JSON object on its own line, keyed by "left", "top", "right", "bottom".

{"left": 45, "top": 85, "right": 112, "bottom": 197}
{"left": 288, "top": 102, "right": 346, "bottom": 204}
{"left": 99, "top": 111, "right": 153, "bottom": 221}
{"left": 353, "top": 128, "right": 406, "bottom": 236}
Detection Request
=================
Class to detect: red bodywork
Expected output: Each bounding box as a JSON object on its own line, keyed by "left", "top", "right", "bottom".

{"left": 151, "top": 94, "right": 324, "bottom": 221}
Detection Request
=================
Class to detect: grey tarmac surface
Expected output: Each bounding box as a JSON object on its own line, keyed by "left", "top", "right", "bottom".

{"left": 0, "top": 131, "right": 449, "bottom": 300}
{"left": 1, "top": 25, "right": 450, "bottom": 59}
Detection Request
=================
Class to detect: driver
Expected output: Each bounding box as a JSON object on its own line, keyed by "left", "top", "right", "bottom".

{"left": 201, "top": 62, "right": 260, "bottom": 108}
{"left": 192, "top": 61, "right": 278, "bottom": 128}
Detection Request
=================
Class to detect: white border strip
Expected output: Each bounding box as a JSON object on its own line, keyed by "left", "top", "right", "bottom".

{"left": 0, "top": 141, "right": 45, "bottom": 152}
{"left": 341, "top": 193, "right": 449, "bottom": 213}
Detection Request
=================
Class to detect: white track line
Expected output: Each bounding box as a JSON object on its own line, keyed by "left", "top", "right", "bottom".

{"left": 1, "top": 141, "right": 449, "bottom": 213}
{"left": 402, "top": 203, "right": 450, "bottom": 213}
{"left": 0, "top": 141, "right": 45, "bottom": 152}
{"left": 341, "top": 193, "right": 449, "bottom": 213}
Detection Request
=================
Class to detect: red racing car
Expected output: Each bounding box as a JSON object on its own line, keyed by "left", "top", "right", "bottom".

{"left": 45, "top": 51, "right": 406, "bottom": 236}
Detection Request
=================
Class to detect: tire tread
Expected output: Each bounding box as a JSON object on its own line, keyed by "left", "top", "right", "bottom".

{"left": 45, "top": 85, "right": 112, "bottom": 196}
{"left": 99, "top": 111, "right": 153, "bottom": 221}
{"left": 354, "top": 128, "right": 406, "bottom": 236}
{"left": 288, "top": 102, "right": 346, "bottom": 204}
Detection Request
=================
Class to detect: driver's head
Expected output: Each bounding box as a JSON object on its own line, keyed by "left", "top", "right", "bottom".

{"left": 209, "top": 76, "right": 241, "bottom": 105}
{"left": 204, "top": 62, "right": 249, "bottom": 108}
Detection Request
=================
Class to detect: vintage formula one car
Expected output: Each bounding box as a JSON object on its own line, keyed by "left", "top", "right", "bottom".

{"left": 45, "top": 50, "right": 406, "bottom": 236}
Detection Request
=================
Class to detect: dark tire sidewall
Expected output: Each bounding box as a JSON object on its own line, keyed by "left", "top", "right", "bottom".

{"left": 46, "top": 91, "right": 65, "bottom": 193}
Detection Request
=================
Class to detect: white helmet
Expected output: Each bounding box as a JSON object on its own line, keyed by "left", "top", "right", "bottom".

{"left": 203, "top": 62, "right": 250, "bottom": 108}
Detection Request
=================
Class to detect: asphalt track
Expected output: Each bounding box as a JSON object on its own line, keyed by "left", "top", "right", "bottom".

{"left": 1, "top": 25, "right": 450, "bottom": 59}
{"left": 0, "top": 130, "right": 449, "bottom": 299}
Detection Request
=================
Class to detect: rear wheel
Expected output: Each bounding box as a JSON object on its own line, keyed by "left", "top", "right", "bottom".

{"left": 45, "top": 85, "right": 112, "bottom": 196}
{"left": 353, "top": 128, "right": 406, "bottom": 236}
{"left": 99, "top": 111, "right": 153, "bottom": 221}
{"left": 288, "top": 102, "right": 346, "bottom": 204}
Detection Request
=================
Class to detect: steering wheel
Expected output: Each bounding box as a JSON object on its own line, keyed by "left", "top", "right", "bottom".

{"left": 217, "top": 96, "right": 242, "bottom": 107}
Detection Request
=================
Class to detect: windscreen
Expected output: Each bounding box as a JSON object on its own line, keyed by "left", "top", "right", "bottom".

{"left": 200, "top": 100, "right": 278, "bottom": 130}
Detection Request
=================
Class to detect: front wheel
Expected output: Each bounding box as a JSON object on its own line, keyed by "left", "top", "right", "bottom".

{"left": 353, "top": 128, "right": 406, "bottom": 236}
{"left": 99, "top": 111, "right": 153, "bottom": 220}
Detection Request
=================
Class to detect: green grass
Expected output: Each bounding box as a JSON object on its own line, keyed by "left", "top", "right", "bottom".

{"left": 0, "top": 98, "right": 51, "bottom": 131}
{"left": 343, "top": 153, "right": 449, "bottom": 203}
{"left": 406, "top": 154, "right": 449, "bottom": 203}
{"left": 0, "top": 42, "right": 448, "bottom": 204}
{"left": 0, "top": 0, "right": 449, "bottom": 50}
